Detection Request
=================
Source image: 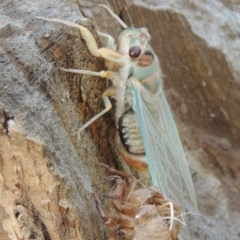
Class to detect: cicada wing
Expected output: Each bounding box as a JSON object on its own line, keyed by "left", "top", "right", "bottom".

{"left": 133, "top": 85, "right": 197, "bottom": 240}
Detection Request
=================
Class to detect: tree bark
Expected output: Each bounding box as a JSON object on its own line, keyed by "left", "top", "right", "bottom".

{"left": 1, "top": 0, "right": 240, "bottom": 239}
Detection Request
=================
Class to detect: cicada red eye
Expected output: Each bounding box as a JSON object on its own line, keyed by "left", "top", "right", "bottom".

{"left": 129, "top": 46, "right": 141, "bottom": 58}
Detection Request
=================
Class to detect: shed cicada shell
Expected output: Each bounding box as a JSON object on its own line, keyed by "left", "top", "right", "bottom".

{"left": 93, "top": 164, "right": 183, "bottom": 240}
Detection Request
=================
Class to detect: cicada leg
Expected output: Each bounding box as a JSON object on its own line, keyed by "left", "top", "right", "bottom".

{"left": 57, "top": 68, "right": 122, "bottom": 138}
{"left": 97, "top": 31, "right": 115, "bottom": 49}
{"left": 96, "top": 163, "right": 134, "bottom": 179}
{"left": 35, "top": 17, "right": 125, "bottom": 65}
{"left": 77, "top": 86, "right": 116, "bottom": 140}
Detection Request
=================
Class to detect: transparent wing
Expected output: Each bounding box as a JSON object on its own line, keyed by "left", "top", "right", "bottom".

{"left": 133, "top": 84, "right": 197, "bottom": 240}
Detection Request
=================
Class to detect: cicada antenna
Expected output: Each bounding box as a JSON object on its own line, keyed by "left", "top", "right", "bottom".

{"left": 99, "top": 4, "right": 128, "bottom": 29}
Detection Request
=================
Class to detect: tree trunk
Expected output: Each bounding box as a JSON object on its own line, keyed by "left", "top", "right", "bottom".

{"left": 1, "top": 0, "right": 240, "bottom": 239}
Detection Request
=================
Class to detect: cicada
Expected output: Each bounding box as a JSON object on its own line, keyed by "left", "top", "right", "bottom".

{"left": 36, "top": 5, "right": 197, "bottom": 239}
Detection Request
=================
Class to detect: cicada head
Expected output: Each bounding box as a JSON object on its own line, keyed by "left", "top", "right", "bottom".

{"left": 117, "top": 28, "right": 162, "bottom": 94}
{"left": 117, "top": 27, "right": 151, "bottom": 57}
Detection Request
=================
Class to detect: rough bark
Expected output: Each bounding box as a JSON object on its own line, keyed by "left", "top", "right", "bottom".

{"left": 1, "top": 0, "right": 240, "bottom": 239}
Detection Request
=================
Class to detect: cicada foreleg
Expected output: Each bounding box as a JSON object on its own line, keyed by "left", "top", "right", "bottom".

{"left": 35, "top": 16, "right": 125, "bottom": 65}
